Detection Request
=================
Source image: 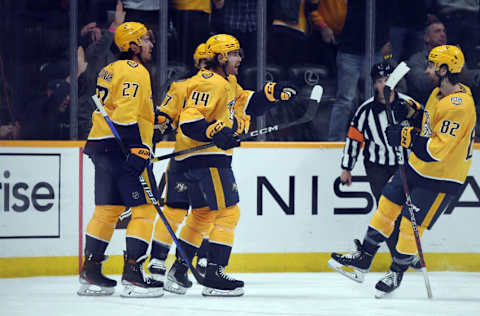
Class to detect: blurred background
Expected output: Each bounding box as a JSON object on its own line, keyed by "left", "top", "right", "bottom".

{"left": 0, "top": 0, "right": 479, "bottom": 142}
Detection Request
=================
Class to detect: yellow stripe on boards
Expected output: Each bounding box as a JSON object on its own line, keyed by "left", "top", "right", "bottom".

{"left": 2, "top": 253, "right": 480, "bottom": 278}
{"left": 209, "top": 168, "right": 226, "bottom": 210}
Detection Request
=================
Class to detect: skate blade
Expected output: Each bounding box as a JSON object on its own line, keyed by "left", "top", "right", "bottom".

{"left": 374, "top": 289, "right": 391, "bottom": 299}
{"left": 77, "top": 283, "right": 115, "bottom": 296}
{"left": 201, "top": 286, "right": 244, "bottom": 297}
{"left": 327, "top": 258, "right": 365, "bottom": 283}
{"left": 120, "top": 281, "right": 164, "bottom": 298}
{"left": 164, "top": 279, "right": 188, "bottom": 295}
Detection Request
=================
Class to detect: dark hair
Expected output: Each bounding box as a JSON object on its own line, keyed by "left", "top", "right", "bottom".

{"left": 118, "top": 50, "right": 136, "bottom": 60}
{"left": 204, "top": 55, "right": 220, "bottom": 69}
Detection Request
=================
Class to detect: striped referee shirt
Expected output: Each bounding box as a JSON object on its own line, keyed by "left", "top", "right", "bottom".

{"left": 341, "top": 92, "right": 412, "bottom": 170}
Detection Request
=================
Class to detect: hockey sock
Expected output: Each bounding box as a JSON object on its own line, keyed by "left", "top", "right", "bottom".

{"left": 85, "top": 235, "right": 109, "bottom": 261}
{"left": 150, "top": 240, "right": 170, "bottom": 260}
{"left": 177, "top": 239, "right": 198, "bottom": 262}
{"left": 197, "top": 238, "right": 209, "bottom": 258}
{"left": 126, "top": 237, "right": 149, "bottom": 261}
{"left": 208, "top": 241, "right": 232, "bottom": 267}
{"left": 363, "top": 226, "right": 384, "bottom": 256}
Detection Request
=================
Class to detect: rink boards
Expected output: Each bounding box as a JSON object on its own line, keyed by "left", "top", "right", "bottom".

{"left": 1, "top": 141, "right": 480, "bottom": 277}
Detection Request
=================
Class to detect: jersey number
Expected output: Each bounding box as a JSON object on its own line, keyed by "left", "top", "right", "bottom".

{"left": 466, "top": 128, "right": 475, "bottom": 160}
{"left": 191, "top": 91, "right": 210, "bottom": 106}
{"left": 122, "top": 82, "right": 139, "bottom": 97}
{"left": 440, "top": 120, "right": 460, "bottom": 136}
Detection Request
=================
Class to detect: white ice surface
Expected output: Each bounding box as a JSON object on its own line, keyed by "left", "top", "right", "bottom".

{"left": 1, "top": 272, "right": 479, "bottom": 316}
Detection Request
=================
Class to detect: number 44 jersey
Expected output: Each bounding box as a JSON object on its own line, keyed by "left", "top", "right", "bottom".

{"left": 407, "top": 83, "right": 476, "bottom": 194}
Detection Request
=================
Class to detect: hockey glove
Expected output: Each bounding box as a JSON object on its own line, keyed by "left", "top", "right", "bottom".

{"left": 264, "top": 81, "right": 297, "bottom": 102}
{"left": 392, "top": 98, "right": 423, "bottom": 126}
{"left": 206, "top": 120, "right": 240, "bottom": 150}
{"left": 385, "top": 125, "right": 417, "bottom": 149}
{"left": 124, "top": 145, "right": 150, "bottom": 177}
{"left": 233, "top": 114, "right": 250, "bottom": 134}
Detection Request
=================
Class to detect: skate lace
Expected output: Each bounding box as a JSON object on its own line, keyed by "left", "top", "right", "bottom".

{"left": 381, "top": 271, "right": 398, "bottom": 287}
{"left": 218, "top": 266, "right": 235, "bottom": 281}
{"left": 343, "top": 249, "right": 362, "bottom": 260}
{"left": 149, "top": 259, "right": 166, "bottom": 270}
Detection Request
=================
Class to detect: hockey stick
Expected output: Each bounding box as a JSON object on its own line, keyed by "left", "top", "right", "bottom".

{"left": 91, "top": 95, "right": 204, "bottom": 285}
{"left": 384, "top": 61, "right": 433, "bottom": 299}
{"left": 152, "top": 84, "right": 323, "bottom": 162}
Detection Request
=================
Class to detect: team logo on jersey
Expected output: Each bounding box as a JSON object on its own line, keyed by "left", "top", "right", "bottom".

{"left": 228, "top": 99, "right": 235, "bottom": 120}
{"left": 132, "top": 191, "right": 140, "bottom": 199}
{"left": 175, "top": 182, "right": 188, "bottom": 193}
{"left": 422, "top": 111, "right": 433, "bottom": 137}
{"left": 450, "top": 96, "right": 463, "bottom": 105}
{"left": 127, "top": 60, "right": 139, "bottom": 68}
{"left": 99, "top": 69, "right": 113, "bottom": 82}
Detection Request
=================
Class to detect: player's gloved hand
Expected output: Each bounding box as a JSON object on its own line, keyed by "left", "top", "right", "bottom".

{"left": 385, "top": 124, "right": 417, "bottom": 149}
{"left": 155, "top": 114, "right": 172, "bottom": 134}
{"left": 233, "top": 114, "right": 250, "bottom": 134}
{"left": 124, "top": 145, "right": 150, "bottom": 177}
{"left": 392, "top": 98, "right": 422, "bottom": 122}
{"left": 264, "top": 81, "right": 297, "bottom": 102}
{"left": 206, "top": 120, "right": 241, "bottom": 150}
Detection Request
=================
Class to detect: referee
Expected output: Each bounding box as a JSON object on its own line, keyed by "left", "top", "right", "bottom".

{"left": 338, "top": 61, "right": 422, "bottom": 270}
{"left": 339, "top": 61, "right": 413, "bottom": 202}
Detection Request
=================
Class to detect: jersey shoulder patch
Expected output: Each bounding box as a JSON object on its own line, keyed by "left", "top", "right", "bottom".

{"left": 202, "top": 72, "right": 214, "bottom": 79}
{"left": 127, "top": 60, "right": 139, "bottom": 68}
{"left": 450, "top": 96, "right": 463, "bottom": 106}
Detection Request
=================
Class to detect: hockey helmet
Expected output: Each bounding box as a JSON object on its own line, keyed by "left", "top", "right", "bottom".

{"left": 371, "top": 62, "right": 393, "bottom": 80}
{"left": 428, "top": 45, "right": 464, "bottom": 74}
{"left": 193, "top": 43, "right": 208, "bottom": 67}
{"left": 205, "top": 34, "right": 241, "bottom": 60}
{"left": 114, "top": 22, "right": 148, "bottom": 52}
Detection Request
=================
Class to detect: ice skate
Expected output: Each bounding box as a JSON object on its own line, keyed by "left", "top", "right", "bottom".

{"left": 409, "top": 256, "right": 422, "bottom": 271}
{"left": 202, "top": 263, "right": 244, "bottom": 297}
{"left": 164, "top": 258, "right": 192, "bottom": 295}
{"left": 328, "top": 239, "right": 374, "bottom": 283}
{"left": 197, "top": 257, "right": 207, "bottom": 278}
{"left": 121, "top": 253, "right": 164, "bottom": 298}
{"left": 147, "top": 258, "right": 166, "bottom": 281}
{"left": 77, "top": 255, "right": 117, "bottom": 296}
{"left": 375, "top": 269, "right": 404, "bottom": 298}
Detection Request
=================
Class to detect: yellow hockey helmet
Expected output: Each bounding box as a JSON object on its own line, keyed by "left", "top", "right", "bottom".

{"left": 205, "top": 34, "right": 241, "bottom": 60}
{"left": 114, "top": 22, "right": 148, "bottom": 52}
{"left": 428, "top": 45, "right": 465, "bottom": 74}
{"left": 193, "top": 43, "right": 208, "bottom": 67}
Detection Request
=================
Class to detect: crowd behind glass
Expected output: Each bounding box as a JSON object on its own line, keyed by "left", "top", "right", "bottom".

{"left": 0, "top": 0, "right": 479, "bottom": 142}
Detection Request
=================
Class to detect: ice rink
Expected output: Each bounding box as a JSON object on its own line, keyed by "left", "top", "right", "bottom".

{"left": 1, "top": 272, "right": 479, "bottom": 316}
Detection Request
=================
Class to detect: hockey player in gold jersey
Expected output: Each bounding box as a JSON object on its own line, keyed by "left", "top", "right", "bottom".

{"left": 328, "top": 45, "right": 476, "bottom": 297}
{"left": 78, "top": 22, "right": 163, "bottom": 298}
{"left": 146, "top": 43, "right": 212, "bottom": 284}
{"left": 163, "top": 34, "right": 297, "bottom": 297}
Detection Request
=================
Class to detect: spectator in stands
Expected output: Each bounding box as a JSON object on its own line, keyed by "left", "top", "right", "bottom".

{"left": 406, "top": 19, "right": 474, "bottom": 104}
{"left": 20, "top": 80, "right": 71, "bottom": 140}
{"left": 170, "top": 0, "right": 224, "bottom": 69}
{"left": 309, "top": 0, "right": 347, "bottom": 77}
{"left": 78, "top": 0, "right": 125, "bottom": 138}
{"left": 268, "top": 0, "right": 318, "bottom": 67}
{"left": 433, "top": 0, "right": 480, "bottom": 68}
{"left": 389, "top": 0, "right": 427, "bottom": 63}
{"left": 214, "top": 0, "right": 257, "bottom": 65}
{"left": 326, "top": 1, "right": 391, "bottom": 141}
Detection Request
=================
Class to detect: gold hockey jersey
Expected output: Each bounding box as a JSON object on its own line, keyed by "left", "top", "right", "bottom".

{"left": 407, "top": 83, "right": 476, "bottom": 193}
{"left": 85, "top": 59, "right": 154, "bottom": 154}
{"left": 174, "top": 69, "right": 253, "bottom": 168}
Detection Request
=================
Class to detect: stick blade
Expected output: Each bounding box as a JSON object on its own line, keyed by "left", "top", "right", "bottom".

{"left": 310, "top": 85, "right": 323, "bottom": 103}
